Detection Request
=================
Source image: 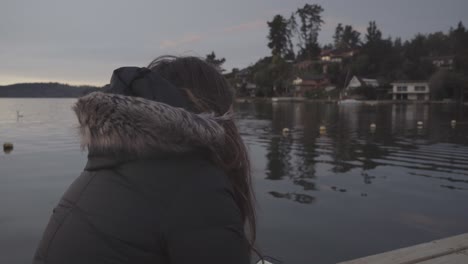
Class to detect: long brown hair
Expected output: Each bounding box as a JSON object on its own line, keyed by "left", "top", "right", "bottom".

{"left": 148, "top": 56, "right": 256, "bottom": 249}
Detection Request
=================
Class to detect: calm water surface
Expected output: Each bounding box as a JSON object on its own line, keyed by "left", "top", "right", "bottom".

{"left": 1, "top": 99, "right": 468, "bottom": 264}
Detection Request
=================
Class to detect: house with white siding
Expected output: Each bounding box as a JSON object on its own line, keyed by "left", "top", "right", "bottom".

{"left": 346, "top": 76, "right": 379, "bottom": 90}
{"left": 391, "top": 81, "right": 430, "bottom": 101}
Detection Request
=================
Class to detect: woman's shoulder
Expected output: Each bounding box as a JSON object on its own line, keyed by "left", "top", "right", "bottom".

{"left": 161, "top": 157, "right": 242, "bottom": 232}
{"left": 162, "top": 155, "right": 232, "bottom": 194}
{"left": 113, "top": 154, "right": 231, "bottom": 193}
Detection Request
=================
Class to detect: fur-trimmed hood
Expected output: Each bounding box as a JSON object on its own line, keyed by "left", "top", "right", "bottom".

{"left": 73, "top": 92, "right": 230, "bottom": 156}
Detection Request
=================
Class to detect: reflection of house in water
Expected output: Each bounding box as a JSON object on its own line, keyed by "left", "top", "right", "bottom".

{"left": 266, "top": 103, "right": 297, "bottom": 181}
{"left": 237, "top": 99, "right": 468, "bottom": 208}
{"left": 391, "top": 104, "right": 430, "bottom": 133}
{"left": 391, "top": 81, "right": 430, "bottom": 101}
{"left": 266, "top": 103, "right": 324, "bottom": 199}
{"left": 268, "top": 103, "right": 318, "bottom": 181}
{"left": 338, "top": 103, "right": 360, "bottom": 134}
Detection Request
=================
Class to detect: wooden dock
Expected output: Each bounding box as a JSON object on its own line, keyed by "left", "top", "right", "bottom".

{"left": 339, "top": 233, "right": 468, "bottom": 264}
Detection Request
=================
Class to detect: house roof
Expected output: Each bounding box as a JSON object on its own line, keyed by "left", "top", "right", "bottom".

{"left": 320, "top": 48, "right": 359, "bottom": 57}
{"left": 235, "top": 68, "right": 251, "bottom": 77}
{"left": 297, "top": 73, "right": 327, "bottom": 81}
{"left": 391, "top": 80, "right": 428, "bottom": 84}
{"left": 293, "top": 60, "right": 323, "bottom": 69}
{"left": 359, "top": 77, "right": 379, "bottom": 85}
{"left": 423, "top": 55, "right": 455, "bottom": 61}
{"left": 346, "top": 76, "right": 379, "bottom": 89}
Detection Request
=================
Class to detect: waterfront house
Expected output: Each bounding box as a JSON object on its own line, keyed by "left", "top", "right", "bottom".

{"left": 346, "top": 76, "right": 380, "bottom": 90}
{"left": 342, "top": 76, "right": 380, "bottom": 99}
{"left": 244, "top": 82, "right": 258, "bottom": 97}
{"left": 234, "top": 68, "right": 251, "bottom": 83}
{"left": 424, "top": 55, "right": 455, "bottom": 70}
{"left": 292, "top": 74, "right": 330, "bottom": 97}
{"left": 391, "top": 81, "right": 430, "bottom": 101}
{"left": 234, "top": 80, "right": 258, "bottom": 97}
{"left": 320, "top": 48, "right": 359, "bottom": 63}
{"left": 231, "top": 68, "right": 259, "bottom": 97}
{"left": 294, "top": 60, "right": 315, "bottom": 70}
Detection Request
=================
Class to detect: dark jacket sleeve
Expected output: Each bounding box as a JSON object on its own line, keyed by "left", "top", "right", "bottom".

{"left": 163, "top": 171, "right": 250, "bottom": 264}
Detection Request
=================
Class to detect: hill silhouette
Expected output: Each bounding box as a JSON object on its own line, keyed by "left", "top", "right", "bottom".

{"left": 0, "top": 82, "right": 101, "bottom": 98}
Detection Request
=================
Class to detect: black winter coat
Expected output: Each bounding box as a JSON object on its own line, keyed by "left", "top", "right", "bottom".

{"left": 33, "top": 154, "right": 249, "bottom": 264}
{"left": 33, "top": 68, "right": 250, "bottom": 264}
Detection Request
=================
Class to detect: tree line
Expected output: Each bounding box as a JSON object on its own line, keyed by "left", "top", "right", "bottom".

{"left": 0, "top": 82, "right": 99, "bottom": 98}
{"left": 226, "top": 4, "right": 468, "bottom": 100}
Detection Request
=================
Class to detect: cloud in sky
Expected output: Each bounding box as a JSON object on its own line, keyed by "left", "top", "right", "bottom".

{"left": 160, "top": 34, "right": 203, "bottom": 49}
{"left": 222, "top": 20, "right": 265, "bottom": 34}
{"left": 160, "top": 19, "right": 266, "bottom": 50}
{"left": 0, "top": 0, "right": 467, "bottom": 85}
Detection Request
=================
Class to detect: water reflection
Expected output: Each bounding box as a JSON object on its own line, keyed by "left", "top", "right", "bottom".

{"left": 236, "top": 102, "right": 468, "bottom": 206}
{"left": 1, "top": 99, "right": 467, "bottom": 264}
{"left": 236, "top": 101, "right": 468, "bottom": 263}
{"left": 269, "top": 191, "right": 315, "bottom": 204}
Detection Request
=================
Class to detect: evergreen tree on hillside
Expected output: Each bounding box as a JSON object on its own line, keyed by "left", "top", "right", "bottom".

{"left": 365, "top": 21, "right": 382, "bottom": 44}
{"left": 205, "top": 51, "right": 226, "bottom": 72}
{"left": 333, "top": 23, "right": 344, "bottom": 48}
{"left": 334, "top": 23, "right": 361, "bottom": 49}
{"left": 450, "top": 22, "right": 468, "bottom": 73}
{"left": 267, "top": 15, "right": 294, "bottom": 57}
{"left": 295, "top": 4, "right": 324, "bottom": 60}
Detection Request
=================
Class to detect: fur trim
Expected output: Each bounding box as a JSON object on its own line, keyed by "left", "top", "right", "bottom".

{"left": 73, "top": 92, "right": 230, "bottom": 156}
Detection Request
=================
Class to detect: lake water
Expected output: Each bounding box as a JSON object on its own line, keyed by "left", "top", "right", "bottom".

{"left": 1, "top": 99, "right": 468, "bottom": 264}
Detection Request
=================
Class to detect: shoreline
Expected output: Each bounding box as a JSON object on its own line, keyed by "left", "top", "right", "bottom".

{"left": 236, "top": 97, "right": 467, "bottom": 105}
{"left": 1, "top": 96, "right": 465, "bottom": 106}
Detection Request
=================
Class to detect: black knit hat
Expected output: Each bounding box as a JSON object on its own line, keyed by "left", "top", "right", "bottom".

{"left": 103, "top": 67, "right": 190, "bottom": 109}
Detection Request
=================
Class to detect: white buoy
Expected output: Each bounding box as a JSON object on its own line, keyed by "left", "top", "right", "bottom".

{"left": 319, "top": 125, "right": 327, "bottom": 135}
{"left": 370, "top": 123, "right": 376, "bottom": 133}
{"left": 451, "top": 120, "right": 456, "bottom": 129}
{"left": 417, "top": 121, "right": 423, "bottom": 126}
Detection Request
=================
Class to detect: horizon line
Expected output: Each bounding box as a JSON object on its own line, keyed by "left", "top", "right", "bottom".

{"left": 0, "top": 80, "right": 106, "bottom": 87}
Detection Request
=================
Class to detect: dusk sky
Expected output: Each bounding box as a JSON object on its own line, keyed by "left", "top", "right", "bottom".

{"left": 1, "top": 0, "right": 467, "bottom": 86}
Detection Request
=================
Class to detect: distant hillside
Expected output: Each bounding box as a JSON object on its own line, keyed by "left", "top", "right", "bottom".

{"left": 0, "top": 82, "right": 101, "bottom": 98}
